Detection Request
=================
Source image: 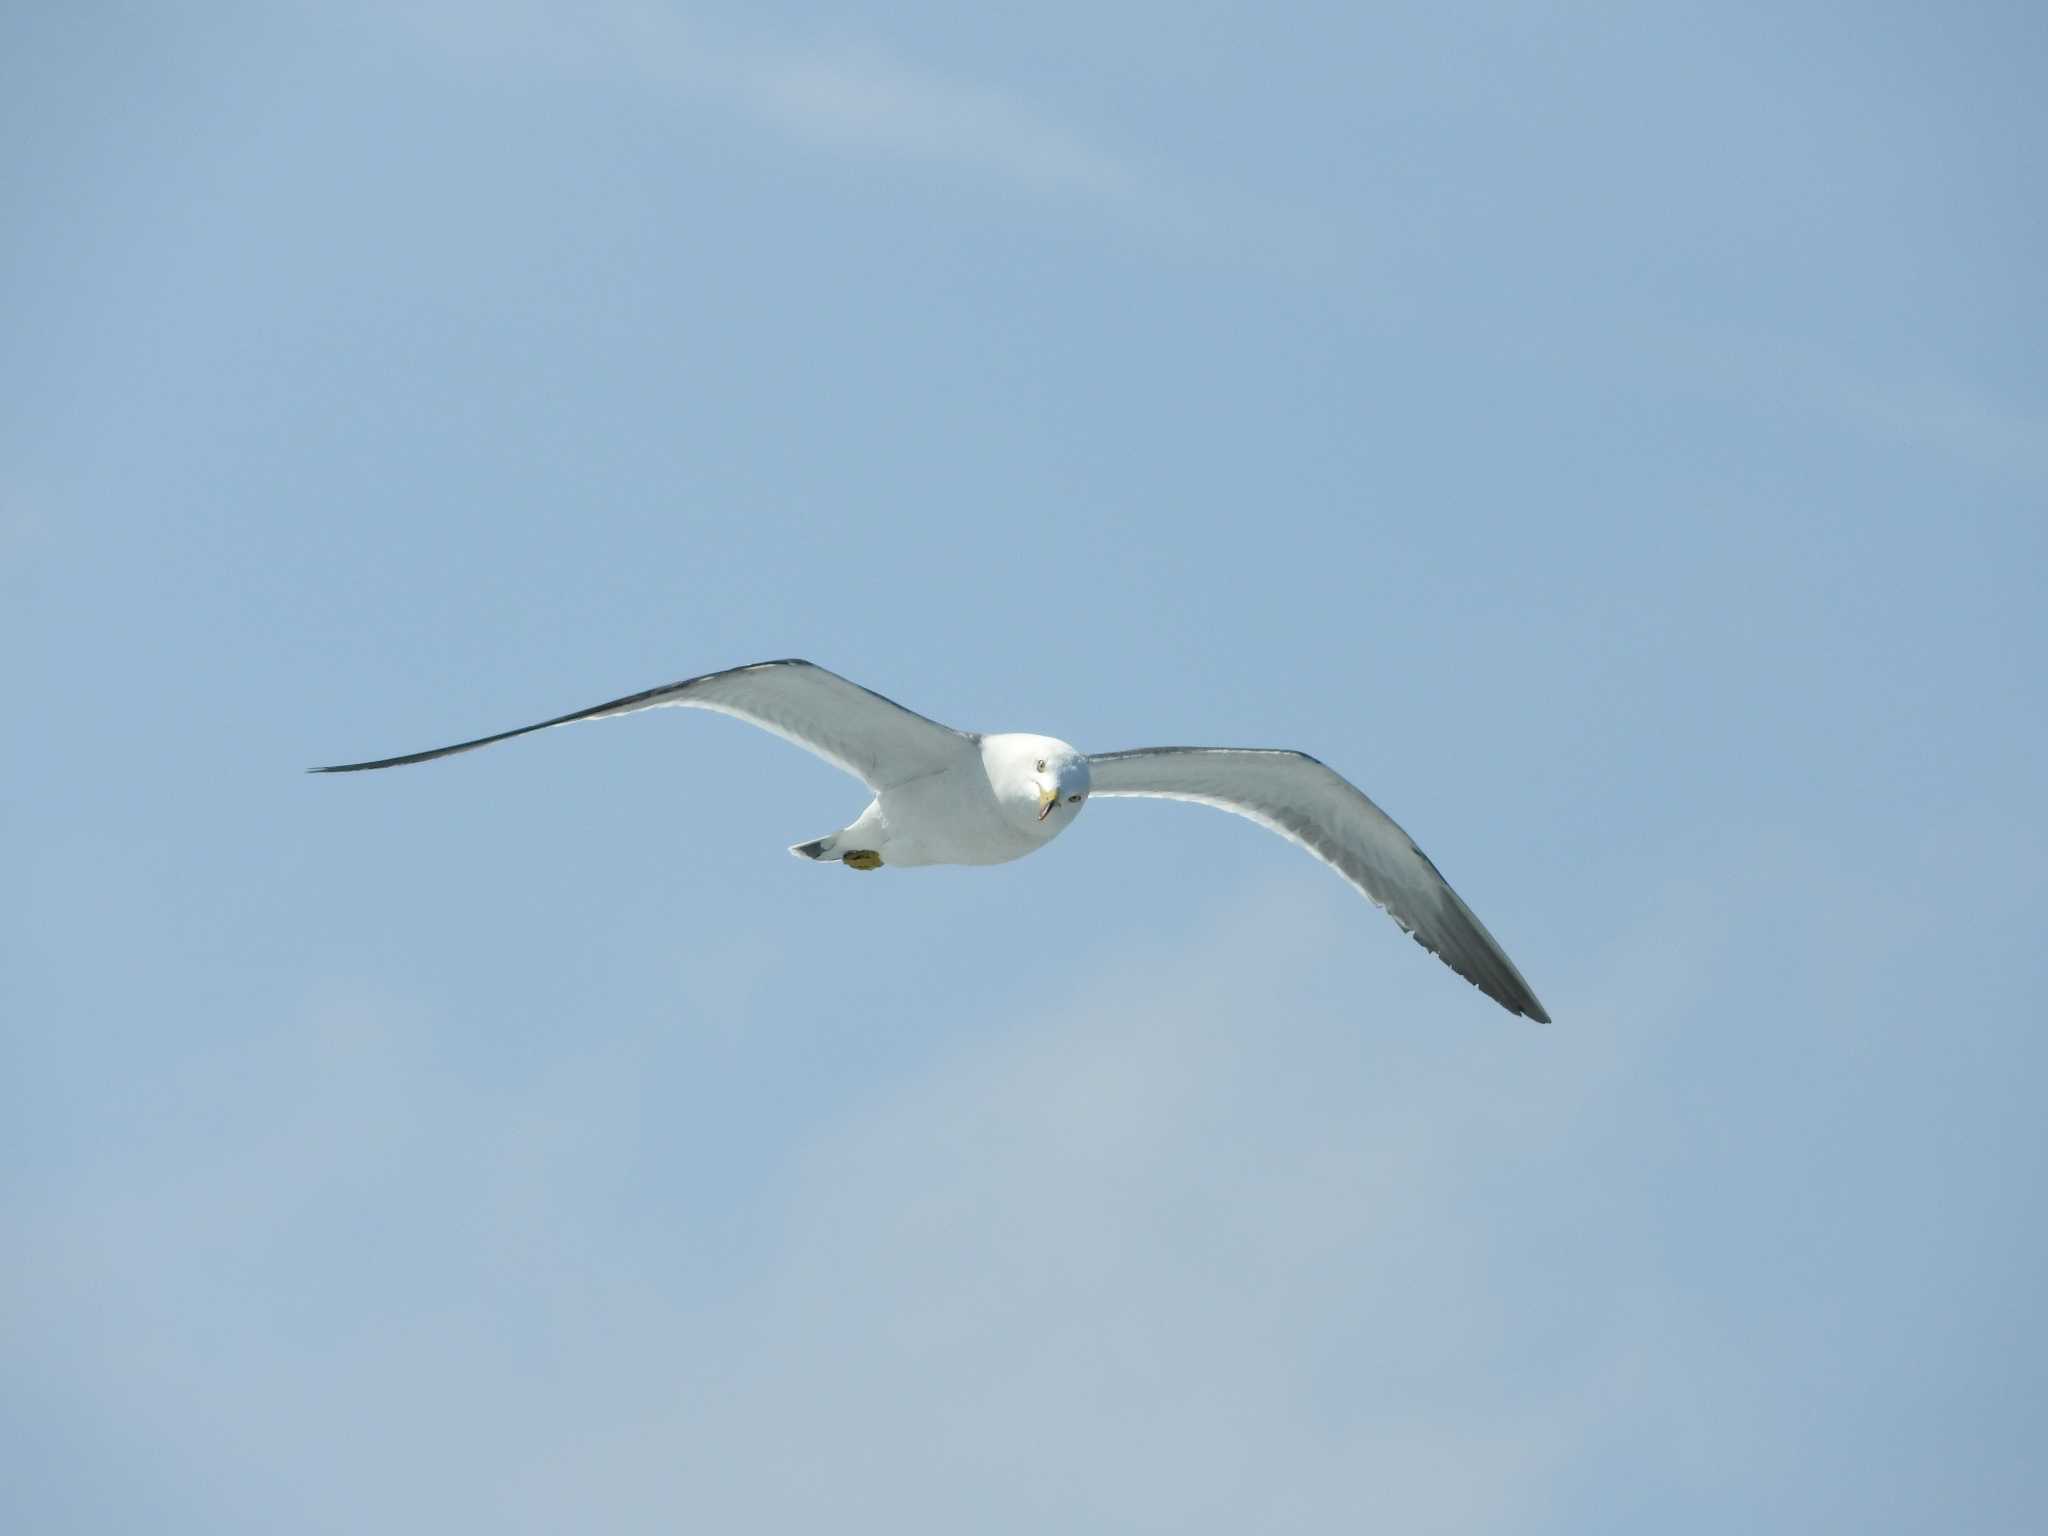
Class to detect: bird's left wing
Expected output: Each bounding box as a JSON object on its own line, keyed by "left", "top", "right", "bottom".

{"left": 1087, "top": 747, "right": 1549, "bottom": 1021}
{"left": 312, "top": 658, "right": 972, "bottom": 791}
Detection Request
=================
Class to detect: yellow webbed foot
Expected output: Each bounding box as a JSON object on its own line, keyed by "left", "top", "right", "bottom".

{"left": 842, "top": 849, "right": 883, "bottom": 870}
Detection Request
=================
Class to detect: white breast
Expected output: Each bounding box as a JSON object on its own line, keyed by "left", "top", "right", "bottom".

{"left": 870, "top": 742, "right": 1070, "bottom": 867}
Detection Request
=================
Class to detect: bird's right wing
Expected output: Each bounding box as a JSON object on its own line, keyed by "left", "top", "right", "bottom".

{"left": 311, "top": 659, "right": 973, "bottom": 791}
{"left": 1087, "top": 746, "right": 1549, "bottom": 1021}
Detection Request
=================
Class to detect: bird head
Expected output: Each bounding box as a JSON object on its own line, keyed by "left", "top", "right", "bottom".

{"left": 985, "top": 734, "right": 1091, "bottom": 834}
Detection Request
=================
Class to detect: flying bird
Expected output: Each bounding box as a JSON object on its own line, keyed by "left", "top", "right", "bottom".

{"left": 313, "top": 658, "right": 1548, "bottom": 1020}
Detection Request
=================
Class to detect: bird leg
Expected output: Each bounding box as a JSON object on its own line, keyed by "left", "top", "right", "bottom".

{"left": 842, "top": 849, "right": 884, "bottom": 870}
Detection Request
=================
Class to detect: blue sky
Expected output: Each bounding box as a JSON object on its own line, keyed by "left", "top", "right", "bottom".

{"left": 4, "top": 3, "right": 2043, "bottom": 1531}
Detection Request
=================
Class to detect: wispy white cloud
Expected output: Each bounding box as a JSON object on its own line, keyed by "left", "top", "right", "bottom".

{"left": 1685, "top": 328, "right": 2048, "bottom": 487}
{"left": 701, "top": 33, "right": 1136, "bottom": 200}
{"left": 385, "top": 1, "right": 1333, "bottom": 265}
{"left": 1814, "top": 358, "right": 2048, "bottom": 486}
{"left": 398, "top": 2, "right": 1138, "bottom": 203}
{"left": 24, "top": 820, "right": 2020, "bottom": 1531}
{"left": 7, "top": 872, "right": 1727, "bottom": 1532}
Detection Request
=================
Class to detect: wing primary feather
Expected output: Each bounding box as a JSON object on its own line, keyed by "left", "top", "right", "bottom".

{"left": 1087, "top": 746, "right": 1549, "bottom": 1022}
{"left": 309, "top": 658, "right": 968, "bottom": 791}
{"left": 306, "top": 669, "right": 780, "bottom": 774}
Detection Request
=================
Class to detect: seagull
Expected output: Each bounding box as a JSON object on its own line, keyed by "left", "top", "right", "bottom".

{"left": 313, "top": 658, "right": 1548, "bottom": 1020}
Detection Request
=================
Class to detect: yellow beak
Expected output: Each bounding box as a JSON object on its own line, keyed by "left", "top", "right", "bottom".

{"left": 1037, "top": 783, "right": 1058, "bottom": 821}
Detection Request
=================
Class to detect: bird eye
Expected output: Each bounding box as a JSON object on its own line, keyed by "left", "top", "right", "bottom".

{"left": 1068, "top": 794, "right": 1082, "bottom": 803}
{"left": 1036, "top": 759, "right": 1046, "bottom": 772}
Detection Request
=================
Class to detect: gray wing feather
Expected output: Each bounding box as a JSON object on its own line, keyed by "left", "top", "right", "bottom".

{"left": 312, "top": 659, "right": 970, "bottom": 791}
{"left": 1087, "top": 747, "right": 1549, "bottom": 1022}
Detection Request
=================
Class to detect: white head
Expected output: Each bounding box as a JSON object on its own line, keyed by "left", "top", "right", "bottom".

{"left": 982, "top": 733, "right": 1091, "bottom": 839}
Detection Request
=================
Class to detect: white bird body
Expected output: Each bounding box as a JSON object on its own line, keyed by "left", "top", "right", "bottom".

{"left": 315, "top": 659, "right": 1549, "bottom": 1020}
{"left": 817, "top": 733, "right": 1090, "bottom": 868}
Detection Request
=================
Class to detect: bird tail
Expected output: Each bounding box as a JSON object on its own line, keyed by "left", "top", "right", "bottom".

{"left": 790, "top": 834, "right": 838, "bottom": 861}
